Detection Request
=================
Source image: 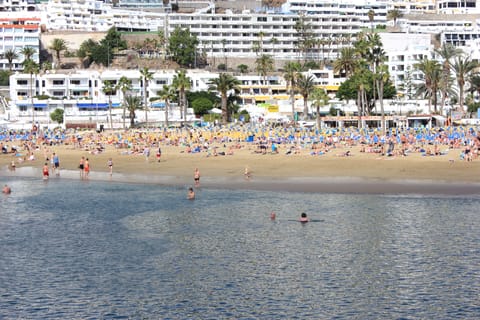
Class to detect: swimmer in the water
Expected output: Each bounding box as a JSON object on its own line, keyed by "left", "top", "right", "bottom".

{"left": 299, "top": 212, "right": 309, "bottom": 223}
{"left": 187, "top": 187, "right": 195, "bottom": 200}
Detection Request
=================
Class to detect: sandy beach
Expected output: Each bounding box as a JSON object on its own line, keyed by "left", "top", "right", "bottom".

{"left": 1, "top": 131, "right": 480, "bottom": 195}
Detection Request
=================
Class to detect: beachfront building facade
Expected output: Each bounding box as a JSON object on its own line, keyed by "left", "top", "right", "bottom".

{"left": 0, "top": 13, "right": 41, "bottom": 71}
{"left": 6, "top": 67, "right": 437, "bottom": 128}
{"left": 6, "top": 68, "right": 218, "bottom": 126}
{"left": 0, "top": 0, "right": 37, "bottom": 12}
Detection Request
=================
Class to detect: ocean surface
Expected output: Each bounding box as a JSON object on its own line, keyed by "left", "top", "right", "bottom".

{"left": 1, "top": 177, "right": 479, "bottom": 319}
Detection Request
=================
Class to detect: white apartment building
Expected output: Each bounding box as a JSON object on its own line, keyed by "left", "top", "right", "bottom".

{"left": 7, "top": 68, "right": 218, "bottom": 124}
{"left": 0, "top": 13, "right": 41, "bottom": 70}
{"left": 41, "top": 0, "right": 165, "bottom": 32}
{"left": 379, "top": 33, "right": 433, "bottom": 98}
{"left": 437, "top": 0, "right": 480, "bottom": 14}
{"left": 281, "top": 0, "right": 389, "bottom": 28}
{"left": 167, "top": 11, "right": 362, "bottom": 61}
{"left": 0, "top": 0, "right": 37, "bottom": 12}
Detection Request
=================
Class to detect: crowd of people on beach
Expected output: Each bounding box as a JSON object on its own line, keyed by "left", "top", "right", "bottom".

{"left": 1, "top": 124, "right": 479, "bottom": 184}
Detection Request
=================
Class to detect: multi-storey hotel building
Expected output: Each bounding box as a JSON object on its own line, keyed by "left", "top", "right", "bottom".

{"left": 0, "top": 13, "right": 40, "bottom": 70}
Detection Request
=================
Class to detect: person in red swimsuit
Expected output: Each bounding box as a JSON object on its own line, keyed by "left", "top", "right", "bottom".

{"left": 42, "top": 163, "right": 49, "bottom": 180}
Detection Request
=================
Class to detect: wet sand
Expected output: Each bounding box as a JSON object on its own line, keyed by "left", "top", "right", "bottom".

{"left": 1, "top": 143, "right": 480, "bottom": 195}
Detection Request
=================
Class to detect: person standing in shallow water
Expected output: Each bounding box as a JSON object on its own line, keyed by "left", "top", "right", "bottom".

{"left": 194, "top": 168, "right": 200, "bottom": 187}
{"left": 79, "top": 156, "right": 85, "bottom": 179}
{"left": 84, "top": 158, "right": 90, "bottom": 180}
{"left": 107, "top": 158, "right": 113, "bottom": 176}
{"left": 42, "top": 162, "right": 49, "bottom": 180}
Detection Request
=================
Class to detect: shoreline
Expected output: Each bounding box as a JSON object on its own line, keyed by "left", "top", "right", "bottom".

{"left": 3, "top": 165, "right": 480, "bottom": 196}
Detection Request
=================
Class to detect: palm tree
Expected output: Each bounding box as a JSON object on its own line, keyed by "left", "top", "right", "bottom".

{"left": 364, "top": 33, "right": 386, "bottom": 113}
{"left": 296, "top": 73, "right": 316, "bottom": 120}
{"left": 310, "top": 87, "right": 329, "bottom": 129}
{"left": 4, "top": 49, "right": 18, "bottom": 72}
{"left": 157, "top": 84, "right": 177, "bottom": 127}
{"left": 415, "top": 58, "right": 442, "bottom": 113}
{"left": 255, "top": 54, "right": 274, "bottom": 85}
{"left": 208, "top": 73, "right": 240, "bottom": 123}
{"left": 102, "top": 80, "right": 116, "bottom": 129}
{"left": 451, "top": 56, "right": 478, "bottom": 112}
{"left": 124, "top": 95, "right": 142, "bottom": 128}
{"left": 435, "top": 44, "right": 463, "bottom": 114}
{"left": 368, "top": 9, "right": 375, "bottom": 31}
{"left": 237, "top": 64, "right": 249, "bottom": 74}
{"left": 49, "top": 38, "right": 67, "bottom": 68}
{"left": 20, "top": 46, "right": 36, "bottom": 63}
{"left": 22, "top": 59, "right": 39, "bottom": 124}
{"left": 270, "top": 37, "right": 278, "bottom": 58}
{"left": 116, "top": 76, "right": 132, "bottom": 129}
{"left": 334, "top": 47, "right": 357, "bottom": 77}
{"left": 140, "top": 67, "right": 154, "bottom": 127}
{"left": 157, "top": 30, "right": 167, "bottom": 60}
{"left": 387, "top": 9, "right": 403, "bottom": 28}
{"left": 172, "top": 69, "right": 191, "bottom": 124}
{"left": 376, "top": 64, "right": 390, "bottom": 135}
{"left": 283, "top": 61, "right": 302, "bottom": 122}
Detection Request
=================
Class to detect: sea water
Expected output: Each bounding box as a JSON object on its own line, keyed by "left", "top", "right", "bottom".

{"left": 0, "top": 177, "right": 479, "bottom": 319}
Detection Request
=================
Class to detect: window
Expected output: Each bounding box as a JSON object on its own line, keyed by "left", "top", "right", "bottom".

{"left": 17, "top": 80, "right": 28, "bottom": 85}
{"left": 53, "top": 80, "right": 64, "bottom": 86}
{"left": 70, "top": 80, "right": 81, "bottom": 85}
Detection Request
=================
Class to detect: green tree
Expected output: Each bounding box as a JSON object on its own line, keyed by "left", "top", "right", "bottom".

{"left": 294, "top": 15, "right": 314, "bottom": 62}
{"left": 310, "top": 87, "right": 329, "bottom": 129}
{"left": 50, "top": 108, "right": 64, "bottom": 124}
{"left": 451, "top": 55, "right": 478, "bottom": 112}
{"left": 387, "top": 9, "right": 403, "bottom": 27}
{"left": 157, "top": 84, "right": 177, "bottom": 127}
{"left": 101, "top": 27, "right": 127, "bottom": 51}
{"left": 334, "top": 47, "right": 357, "bottom": 77}
{"left": 415, "top": 58, "right": 443, "bottom": 113}
{"left": 0, "top": 70, "right": 10, "bottom": 86}
{"left": 296, "top": 73, "right": 316, "bottom": 120}
{"left": 49, "top": 38, "right": 67, "bottom": 68}
{"left": 77, "top": 39, "right": 98, "bottom": 67}
{"left": 435, "top": 44, "right": 462, "bottom": 114}
{"left": 283, "top": 61, "right": 302, "bottom": 121}
{"left": 116, "top": 76, "right": 132, "bottom": 129}
{"left": 191, "top": 97, "right": 213, "bottom": 116}
{"left": 140, "top": 67, "right": 154, "bottom": 127}
{"left": 102, "top": 80, "right": 116, "bottom": 129}
{"left": 172, "top": 69, "right": 191, "bottom": 124}
{"left": 20, "top": 46, "right": 36, "bottom": 62}
{"left": 168, "top": 27, "right": 199, "bottom": 67}
{"left": 3, "top": 49, "right": 18, "bottom": 72}
{"left": 237, "top": 64, "right": 249, "bottom": 74}
{"left": 157, "top": 29, "right": 167, "bottom": 60}
{"left": 22, "top": 59, "right": 39, "bottom": 123}
{"left": 255, "top": 54, "right": 274, "bottom": 85}
{"left": 208, "top": 73, "right": 241, "bottom": 123}
{"left": 124, "top": 95, "right": 142, "bottom": 128}
{"left": 368, "top": 9, "right": 375, "bottom": 31}
{"left": 336, "top": 69, "right": 396, "bottom": 116}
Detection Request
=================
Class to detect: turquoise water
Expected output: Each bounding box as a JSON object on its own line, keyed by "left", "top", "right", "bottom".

{"left": 1, "top": 177, "right": 479, "bottom": 319}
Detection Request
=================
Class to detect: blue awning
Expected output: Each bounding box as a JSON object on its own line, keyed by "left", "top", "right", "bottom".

{"left": 151, "top": 102, "right": 165, "bottom": 108}
{"left": 34, "top": 103, "right": 47, "bottom": 108}
{"left": 77, "top": 103, "right": 109, "bottom": 109}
